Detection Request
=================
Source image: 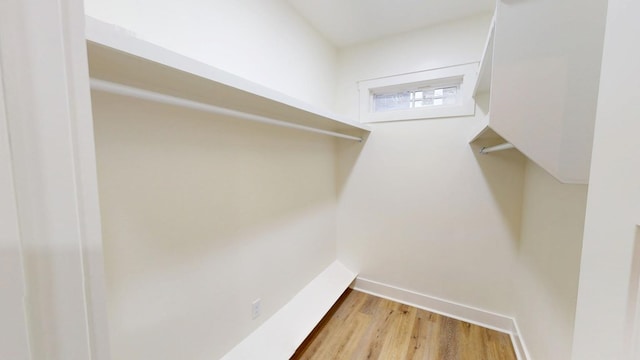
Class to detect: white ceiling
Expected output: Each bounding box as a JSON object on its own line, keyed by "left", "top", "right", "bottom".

{"left": 287, "top": 0, "right": 496, "bottom": 47}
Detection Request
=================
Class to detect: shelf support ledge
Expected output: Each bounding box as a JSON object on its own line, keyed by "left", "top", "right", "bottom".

{"left": 90, "top": 79, "right": 363, "bottom": 142}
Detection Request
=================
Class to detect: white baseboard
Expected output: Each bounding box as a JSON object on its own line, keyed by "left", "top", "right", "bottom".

{"left": 221, "top": 261, "right": 357, "bottom": 360}
{"left": 352, "top": 277, "right": 530, "bottom": 360}
{"left": 511, "top": 319, "right": 532, "bottom": 360}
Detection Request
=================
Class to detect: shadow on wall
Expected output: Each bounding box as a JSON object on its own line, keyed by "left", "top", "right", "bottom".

{"left": 470, "top": 140, "right": 526, "bottom": 246}
{"left": 466, "top": 91, "right": 525, "bottom": 244}
{"left": 335, "top": 133, "right": 369, "bottom": 197}
{"left": 92, "top": 91, "right": 339, "bottom": 359}
{"left": 512, "top": 160, "right": 588, "bottom": 360}
{"left": 93, "top": 92, "right": 336, "bottom": 260}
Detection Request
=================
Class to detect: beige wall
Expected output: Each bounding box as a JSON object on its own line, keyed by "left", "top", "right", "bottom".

{"left": 515, "top": 160, "right": 588, "bottom": 359}
{"left": 334, "top": 14, "right": 493, "bottom": 118}
{"left": 84, "top": 0, "right": 338, "bottom": 110}
{"left": 85, "top": 1, "right": 345, "bottom": 357}
{"left": 92, "top": 92, "right": 338, "bottom": 359}
{"left": 85, "top": 4, "right": 612, "bottom": 359}
{"left": 335, "top": 15, "right": 527, "bottom": 316}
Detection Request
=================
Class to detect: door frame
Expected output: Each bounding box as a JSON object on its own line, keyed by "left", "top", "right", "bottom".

{"left": 0, "top": 0, "right": 110, "bottom": 358}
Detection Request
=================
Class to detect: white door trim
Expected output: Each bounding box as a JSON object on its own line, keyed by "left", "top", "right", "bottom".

{"left": 0, "top": 37, "right": 33, "bottom": 360}
{"left": 0, "top": 0, "right": 110, "bottom": 359}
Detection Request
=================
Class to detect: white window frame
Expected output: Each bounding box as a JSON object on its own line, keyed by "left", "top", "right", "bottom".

{"left": 358, "top": 63, "right": 478, "bottom": 123}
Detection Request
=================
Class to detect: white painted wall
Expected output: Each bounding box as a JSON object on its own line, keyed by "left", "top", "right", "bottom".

{"left": 84, "top": 2, "right": 345, "bottom": 357}
{"left": 515, "top": 160, "right": 587, "bottom": 360}
{"left": 83, "top": 0, "right": 337, "bottom": 110}
{"left": 572, "top": 0, "right": 640, "bottom": 358}
{"left": 336, "top": 15, "right": 526, "bottom": 316}
{"left": 92, "top": 92, "right": 338, "bottom": 359}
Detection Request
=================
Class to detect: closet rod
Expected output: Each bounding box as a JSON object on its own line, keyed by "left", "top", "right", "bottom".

{"left": 480, "top": 142, "right": 514, "bottom": 154}
{"left": 89, "top": 79, "right": 363, "bottom": 142}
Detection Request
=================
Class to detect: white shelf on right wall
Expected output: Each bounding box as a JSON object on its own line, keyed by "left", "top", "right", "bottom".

{"left": 469, "top": 14, "right": 504, "bottom": 146}
{"left": 468, "top": 0, "right": 606, "bottom": 184}
{"left": 473, "top": 15, "right": 495, "bottom": 98}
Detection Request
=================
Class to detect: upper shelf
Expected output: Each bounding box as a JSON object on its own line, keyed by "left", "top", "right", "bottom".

{"left": 470, "top": 13, "right": 500, "bottom": 145}
{"left": 472, "top": 16, "right": 495, "bottom": 97}
{"left": 468, "top": 15, "right": 509, "bottom": 150}
{"left": 84, "top": 16, "right": 370, "bottom": 140}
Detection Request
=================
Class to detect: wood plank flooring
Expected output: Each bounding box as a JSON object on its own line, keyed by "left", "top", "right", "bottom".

{"left": 291, "top": 289, "right": 516, "bottom": 360}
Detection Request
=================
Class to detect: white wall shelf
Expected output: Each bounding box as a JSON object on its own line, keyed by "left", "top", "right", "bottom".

{"left": 469, "top": 15, "right": 504, "bottom": 151}
{"left": 485, "top": 0, "right": 605, "bottom": 184}
{"left": 85, "top": 17, "right": 370, "bottom": 141}
{"left": 469, "top": 0, "right": 604, "bottom": 184}
{"left": 472, "top": 15, "right": 495, "bottom": 98}
{"left": 468, "top": 114, "right": 514, "bottom": 155}
{"left": 221, "top": 261, "right": 357, "bottom": 360}
{"left": 469, "top": 114, "right": 501, "bottom": 143}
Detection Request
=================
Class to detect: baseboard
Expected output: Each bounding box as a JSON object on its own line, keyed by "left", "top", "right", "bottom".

{"left": 510, "top": 319, "right": 532, "bottom": 360}
{"left": 352, "top": 277, "right": 529, "bottom": 360}
{"left": 221, "top": 261, "right": 357, "bottom": 360}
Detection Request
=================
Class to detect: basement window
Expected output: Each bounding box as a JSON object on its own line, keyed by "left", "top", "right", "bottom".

{"left": 372, "top": 84, "right": 460, "bottom": 112}
{"left": 359, "top": 63, "right": 477, "bottom": 123}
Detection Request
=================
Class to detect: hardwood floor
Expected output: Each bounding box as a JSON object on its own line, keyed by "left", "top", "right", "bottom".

{"left": 291, "top": 289, "right": 516, "bottom": 360}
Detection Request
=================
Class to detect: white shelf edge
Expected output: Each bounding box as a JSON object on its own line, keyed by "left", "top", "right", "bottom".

{"left": 469, "top": 113, "right": 491, "bottom": 143}
{"left": 221, "top": 260, "right": 357, "bottom": 360}
{"left": 472, "top": 13, "right": 496, "bottom": 98}
{"left": 84, "top": 16, "right": 370, "bottom": 135}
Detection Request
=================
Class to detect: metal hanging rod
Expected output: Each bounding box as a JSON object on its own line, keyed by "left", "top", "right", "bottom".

{"left": 89, "top": 79, "right": 363, "bottom": 142}
{"left": 480, "top": 142, "right": 515, "bottom": 154}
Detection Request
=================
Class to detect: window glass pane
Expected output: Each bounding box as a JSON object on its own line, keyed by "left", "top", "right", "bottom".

{"left": 424, "top": 89, "right": 434, "bottom": 99}
{"left": 444, "top": 96, "right": 457, "bottom": 105}
{"left": 443, "top": 86, "right": 457, "bottom": 96}
{"left": 443, "top": 86, "right": 458, "bottom": 105}
{"left": 373, "top": 92, "right": 411, "bottom": 112}
{"left": 372, "top": 83, "right": 461, "bottom": 112}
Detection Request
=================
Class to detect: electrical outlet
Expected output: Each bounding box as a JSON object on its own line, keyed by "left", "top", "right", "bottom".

{"left": 252, "top": 298, "right": 261, "bottom": 319}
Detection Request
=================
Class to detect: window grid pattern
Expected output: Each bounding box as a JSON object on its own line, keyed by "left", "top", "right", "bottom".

{"left": 372, "top": 85, "right": 459, "bottom": 113}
